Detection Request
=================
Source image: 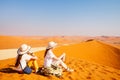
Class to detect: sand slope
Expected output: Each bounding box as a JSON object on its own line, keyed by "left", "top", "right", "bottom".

{"left": 0, "top": 57, "right": 120, "bottom": 80}
{"left": 53, "top": 40, "right": 120, "bottom": 69}
{"left": 0, "top": 40, "right": 120, "bottom": 80}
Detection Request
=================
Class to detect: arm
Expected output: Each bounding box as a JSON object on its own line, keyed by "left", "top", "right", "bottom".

{"left": 50, "top": 51, "right": 60, "bottom": 61}
{"left": 47, "top": 49, "right": 60, "bottom": 61}
{"left": 52, "top": 56, "right": 59, "bottom": 61}
{"left": 30, "top": 56, "right": 38, "bottom": 60}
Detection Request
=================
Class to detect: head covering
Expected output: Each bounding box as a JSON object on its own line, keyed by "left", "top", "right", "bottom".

{"left": 17, "top": 44, "right": 31, "bottom": 55}
{"left": 46, "top": 41, "right": 57, "bottom": 49}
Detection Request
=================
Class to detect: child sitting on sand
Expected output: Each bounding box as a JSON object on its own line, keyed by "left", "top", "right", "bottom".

{"left": 43, "top": 41, "right": 74, "bottom": 73}
{"left": 14, "top": 44, "right": 39, "bottom": 74}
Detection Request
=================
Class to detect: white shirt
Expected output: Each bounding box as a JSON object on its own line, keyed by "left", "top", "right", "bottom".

{"left": 20, "top": 54, "right": 32, "bottom": 69}
{"left": 44, "top": 49, "right": 56, "bottom": 67}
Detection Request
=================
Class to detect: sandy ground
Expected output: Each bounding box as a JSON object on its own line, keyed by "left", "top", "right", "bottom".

{"left": 0, "top": 50, "right": 120, "bottom": 80}
{"left": 0, "top": 36, "right": 120, "bottom": 80}
{"left": 0, "top": 47, "right": 46, "bottom": 60}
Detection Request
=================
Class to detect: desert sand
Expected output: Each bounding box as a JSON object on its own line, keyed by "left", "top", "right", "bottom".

{"left": 0, "top": 36, "right": 120, "bottom": 80}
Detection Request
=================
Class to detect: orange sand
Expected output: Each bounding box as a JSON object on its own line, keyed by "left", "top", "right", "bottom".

{"left": 53, "top": 40, "right": 120, "bottom": 69}
{"left": 0, "top": 36, "right": 120, "bottom": 80}
{"left": 0, "top": 35, "right": 88, "bottom": 49}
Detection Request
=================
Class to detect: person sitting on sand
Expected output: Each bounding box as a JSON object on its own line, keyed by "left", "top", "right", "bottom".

{"left": 44, "top": 41, "right": 74, "bottom": 72}
{"left": 14, "top": 44, "right": 39, "bottom": 73}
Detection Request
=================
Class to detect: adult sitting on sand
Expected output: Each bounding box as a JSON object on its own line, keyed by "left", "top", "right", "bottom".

{"left": 44, "top": 41, "right": 74, "bottom": 72}
{"left": 14, "top": 44, "right": 39, "bottom": 74}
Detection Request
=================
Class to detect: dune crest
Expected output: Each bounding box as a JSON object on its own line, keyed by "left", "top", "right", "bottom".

{"left": 54, "top": 40, "right": 120, "bottom": 69}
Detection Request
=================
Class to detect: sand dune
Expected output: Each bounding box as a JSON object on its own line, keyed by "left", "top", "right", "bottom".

{"left": 0, "top": 56, "right": 120, "bottom": 80}
{"left": 53, "top": 40, "right": 120, "bottom": 69}
{"left": 0, "top": 35, "right": 87, "bottom": 49}
{"left": 0, "top": 36, "right": 120, "bottom": 80}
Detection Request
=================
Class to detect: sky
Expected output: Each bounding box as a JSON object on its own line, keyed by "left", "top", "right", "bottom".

{"left": 0, "top": 0, "right": 120, "bottom": 36}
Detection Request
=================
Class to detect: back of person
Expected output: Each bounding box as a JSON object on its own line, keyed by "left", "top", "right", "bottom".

{"left": 44, "top": 49, "right": 55, "bottom": 68}
{"left": 40, "top": 41, "right": 74, "bottom": 77}
{"left": 14, "top": 44, "right": 39, "bottom": 74}
{"left": 20, "top": 53, "right": 33, "bottom": 70}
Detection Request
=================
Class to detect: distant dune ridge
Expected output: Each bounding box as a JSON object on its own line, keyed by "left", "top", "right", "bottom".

{"left": 0, "top": 36, "right": 120, "bottom": 80}
{"left": 0, "top": 35, "right": 88, "bottom": 49}
{"left": 0, "top": 35, "right": 120, "bottom": 49}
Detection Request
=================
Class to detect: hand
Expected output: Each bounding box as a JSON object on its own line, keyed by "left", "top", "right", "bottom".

{"left": 31, "top": 56, "right": 38, "bottom": 60}
{"left": 34, "top": 56, "right": 38, "bottom": 59}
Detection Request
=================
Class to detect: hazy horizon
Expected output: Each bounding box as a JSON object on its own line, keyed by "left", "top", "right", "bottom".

{"left": 0, "top": 0, "right": 120, "bottom": 36}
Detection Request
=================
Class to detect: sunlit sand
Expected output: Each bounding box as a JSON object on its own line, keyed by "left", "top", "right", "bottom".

{"left": 0, "top": 36, "right": 120, "bottom": 80}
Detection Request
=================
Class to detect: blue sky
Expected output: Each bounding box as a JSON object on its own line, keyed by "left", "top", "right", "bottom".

{"left": 0, "top": 0, "right": 120, "bottom": 36}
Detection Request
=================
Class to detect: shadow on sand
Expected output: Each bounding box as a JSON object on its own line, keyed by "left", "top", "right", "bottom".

{"left": 0, "top": 67, "right": 18, "bottom": 73}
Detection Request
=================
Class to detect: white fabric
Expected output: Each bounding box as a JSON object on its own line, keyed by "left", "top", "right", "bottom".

{"left": 17, "top": 44, "right": 31, "bottom": 55}
{"left": 44, "top": 50, "right": 67, "bottom": 69}
{"left": 44, "top": 50, "right": 56, "bottom": 67}
{"left": 47, "top": 41, "right": 57, "bottom": 49}
{"left": 20, "top": 54, "right": 32, "bottom": 69}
